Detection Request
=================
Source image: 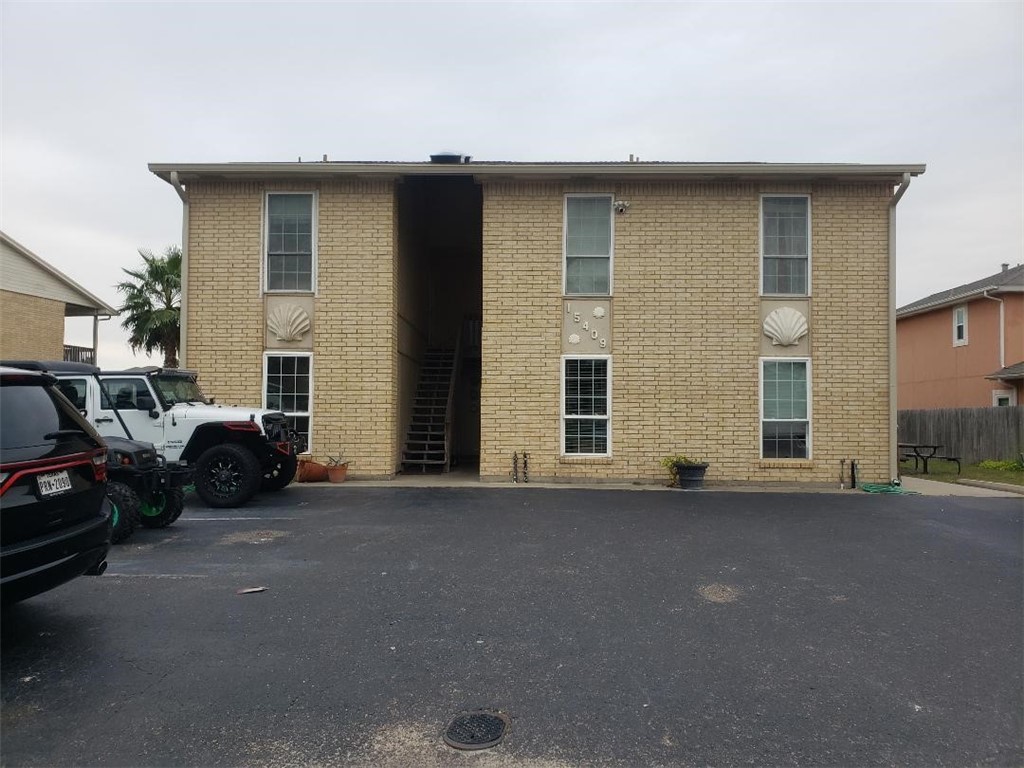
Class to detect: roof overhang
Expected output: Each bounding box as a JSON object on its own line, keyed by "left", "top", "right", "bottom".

{"left": 150, "top": 161, "right": 926, "bottom": 187}
{"left": 897, "top": 285, "right": 1024, "bottom": 319}
{"left": 0, "top": 231, "right": 118, "bottom": 316}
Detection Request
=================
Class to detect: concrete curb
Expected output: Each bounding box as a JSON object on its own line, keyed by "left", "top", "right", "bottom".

{"left": 956, "top": 478, "right": 1024, "bottom": 496}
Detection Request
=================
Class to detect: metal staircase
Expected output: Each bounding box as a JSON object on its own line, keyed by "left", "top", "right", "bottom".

{"left": 402, "top": 345, "right": 459, "bottom": 472}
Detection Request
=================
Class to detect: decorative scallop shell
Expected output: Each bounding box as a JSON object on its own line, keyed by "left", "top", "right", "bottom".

{"left": 568, "top": 333, "right": 581, "bottom": 345}
{"left": 267, "top": 304, "right": 311, "bottom": 342}
{"left": 592, "top": 307, "right": 606, "bottom": 319}
{"left": 763, "top": 307, "right": 808, "bottom": 346}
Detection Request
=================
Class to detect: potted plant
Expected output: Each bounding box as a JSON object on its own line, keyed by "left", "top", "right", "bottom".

{"left": 660, "top": 454, "right": 709, "bottom": 490}
{"left": 326, "top": 456, "right": 349, "bottom": 483}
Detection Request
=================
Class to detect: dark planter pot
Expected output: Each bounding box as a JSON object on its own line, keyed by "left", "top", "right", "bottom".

{"left": 674, "top": 462, "right": 709, "bottom": 489}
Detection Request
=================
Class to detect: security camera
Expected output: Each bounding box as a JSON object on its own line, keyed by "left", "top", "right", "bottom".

{"left": 613, "top": 200, "right": 630, "bottom": 214}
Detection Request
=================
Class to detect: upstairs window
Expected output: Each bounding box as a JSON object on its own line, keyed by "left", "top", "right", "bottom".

{"left": 953, "top": 306, "right": 968, "bottom": 346}
{"left": 565, "top": 195, "right": 612, "bottom": 295}
{"left": 762, "top": 196, "right": 810, "bottom": 295}
{"left": 266, "top": 193, "right": 315, "bottom": 292}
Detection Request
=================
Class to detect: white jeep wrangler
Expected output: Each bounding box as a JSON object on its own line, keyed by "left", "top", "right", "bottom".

{"left": 18, "top": 363, "right": 305, "bottom": 508}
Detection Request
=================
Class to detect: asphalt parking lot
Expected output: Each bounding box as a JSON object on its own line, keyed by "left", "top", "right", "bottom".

{"left": 2, "top": 486, "right": 1021, "bottom": 767}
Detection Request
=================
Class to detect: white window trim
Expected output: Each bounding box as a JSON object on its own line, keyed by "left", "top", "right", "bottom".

{"left": 262, "top": 351, "right": 314, "bottom": 451}
{"left": 263, "top": 191, "right": 318, "bottom": 294}
{"left": 759, "top": 193, "right": 812, "bottom": 298}
{"left": 992, "top": 389, "right": 1016, "bottom": 406}
{"left": 563, "top": 193, "right": 614, "bottom": 297}
{"left": 759, "top": 356, "right": 812, "bottom": 460}
{"left": 561, "top": 354, "right": 612, "bottom": 457}
{"left": 953, "top": 305, "right": 968, "bottom": 347}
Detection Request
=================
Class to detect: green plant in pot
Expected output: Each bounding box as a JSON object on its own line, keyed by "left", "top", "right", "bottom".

{"left": 660, "top": 454, "right": 709, "bottom": 489}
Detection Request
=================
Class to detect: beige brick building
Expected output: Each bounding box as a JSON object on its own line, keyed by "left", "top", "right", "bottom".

{"left": 150, "top": 158, "right": 924, "bottom": 486}
{"left": 0, "top": 231, "right": 117, "bottom": 364}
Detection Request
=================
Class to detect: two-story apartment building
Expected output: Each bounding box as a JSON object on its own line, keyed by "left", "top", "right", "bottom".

{"left": 897, "top": 263, "right": 1023, "bottom": 409}
{"left": 150, "top": 157, "right": 924, "bottom": 485}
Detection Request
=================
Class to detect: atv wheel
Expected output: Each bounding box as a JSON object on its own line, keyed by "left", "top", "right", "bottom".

{"left": 194, "top": 443, "right": 261, "bottom": 508}
{"left": 261, "top": 453, "right": 298, "bottom": 492}
{"left": 139, "top": 488, "right": 186, "bottom": 528}
{"left": 107, "top": 481, "right": 140, "bottom": 544}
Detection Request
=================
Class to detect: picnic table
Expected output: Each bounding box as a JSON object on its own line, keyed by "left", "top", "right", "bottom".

{"left": 898, "top": 442, "right": 945, "bottom": 474}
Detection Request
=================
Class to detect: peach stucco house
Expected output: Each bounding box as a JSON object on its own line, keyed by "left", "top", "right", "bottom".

{"left": 897, "top": 263, "right": 1023, "bottom": 408}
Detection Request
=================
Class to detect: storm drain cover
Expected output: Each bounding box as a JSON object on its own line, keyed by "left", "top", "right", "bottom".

{"left": 443, "top": 710, "right": 510, "bottom": 750}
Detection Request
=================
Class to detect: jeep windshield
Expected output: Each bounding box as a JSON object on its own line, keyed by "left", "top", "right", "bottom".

{"left": 151, "top": 374, "right": 210, "bottom": 406}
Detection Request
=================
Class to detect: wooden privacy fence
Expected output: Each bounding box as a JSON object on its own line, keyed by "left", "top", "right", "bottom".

{"left": 898, "top": 407, "right": 1024, "bottom": 464}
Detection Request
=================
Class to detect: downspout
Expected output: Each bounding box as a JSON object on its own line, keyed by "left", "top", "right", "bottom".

{"left": 981, "top": 290, "right": 1005, "bottom": 369}
{"left": 889, "top": 173, "right": 911, "bottom": 482}
{"left": 170, "top": 171, "right": 189, "bottom": 368}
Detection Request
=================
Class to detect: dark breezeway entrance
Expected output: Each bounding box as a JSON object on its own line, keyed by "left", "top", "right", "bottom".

{"left": 395, "top": 174, "right": 482, "bottom": 474}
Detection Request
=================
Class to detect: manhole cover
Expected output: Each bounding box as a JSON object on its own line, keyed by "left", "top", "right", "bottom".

{"left": 443, "top": 710, "right": 510, "bottom": 750}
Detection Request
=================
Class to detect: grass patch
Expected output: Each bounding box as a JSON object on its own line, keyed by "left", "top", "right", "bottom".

{"left": 900, "top": 458, "right": 1024, "bottom": 487}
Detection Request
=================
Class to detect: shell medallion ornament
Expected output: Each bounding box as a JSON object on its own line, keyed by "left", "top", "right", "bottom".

{"left": 267, "top": 304, "right": 311, "bottom": 342}
{"left": 762, "top": 307, "right": 809, "bottom": 346}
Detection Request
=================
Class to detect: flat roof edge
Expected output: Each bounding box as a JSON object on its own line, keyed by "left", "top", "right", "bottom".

{"left": 149, "top": 161, "right": 926, "bottom": 184}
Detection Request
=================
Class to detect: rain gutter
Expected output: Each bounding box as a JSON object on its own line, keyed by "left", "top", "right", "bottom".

{"left": 981, "top": 290, "right": 1005, "bottom": 369}
{"left": 170, "top": 171, "right": 189, "bottom": 367}
{"left": 889, "top": 173, "right": 912, "bottom": 482}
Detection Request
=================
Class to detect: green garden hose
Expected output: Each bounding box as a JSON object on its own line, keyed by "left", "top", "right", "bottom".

{"left": 861, "top": 482, "right": 919, "bottom": 495}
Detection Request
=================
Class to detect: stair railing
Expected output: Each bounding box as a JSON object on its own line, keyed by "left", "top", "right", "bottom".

{"left": 444, "top": 322, "right": 464, "bottom": 472}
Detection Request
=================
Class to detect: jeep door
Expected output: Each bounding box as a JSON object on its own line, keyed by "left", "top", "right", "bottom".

{"left": 93, "top": 377, "right": 165, "bottom": 447}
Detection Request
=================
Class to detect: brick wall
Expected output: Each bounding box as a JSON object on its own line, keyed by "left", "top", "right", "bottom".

{"left": 479, "top": 181, "right": 893, "bottom": 485}
{"left": 0, "top": 290, "right": 66, "bottom": 360}
{"left": 185, "top": 179, "right": 397, "bottom": 478}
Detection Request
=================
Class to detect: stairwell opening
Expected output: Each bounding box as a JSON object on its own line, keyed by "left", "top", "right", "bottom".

{"left": 396, "top": 176, "right": 482, "bottom": 475}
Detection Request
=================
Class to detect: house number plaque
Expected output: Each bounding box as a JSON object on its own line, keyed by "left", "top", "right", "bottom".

{"left": 562, "top": 300, "right": 611, "bottom": 353}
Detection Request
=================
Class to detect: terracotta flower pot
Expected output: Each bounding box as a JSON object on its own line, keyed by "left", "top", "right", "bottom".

{"left": 327, "top": 463, "right": 349, "bottom": 483}
{"left": 297, "top": 459, "right": 329, "bottom": 483}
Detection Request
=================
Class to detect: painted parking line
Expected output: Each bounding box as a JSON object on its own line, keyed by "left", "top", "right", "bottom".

{"left": 177, "top": 517, "right": 298, "bottom": 521}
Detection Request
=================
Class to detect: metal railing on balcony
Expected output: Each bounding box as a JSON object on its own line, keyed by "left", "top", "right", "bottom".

{"left": 63, "top": 345, "right": 96, "bottom": 365}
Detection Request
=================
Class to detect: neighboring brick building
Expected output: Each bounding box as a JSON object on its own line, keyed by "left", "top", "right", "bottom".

{"left": 150, "top": 158, "right": 924, "bottom": 485}
{"left": 897, "top": 263, "right": 1024, "bottom": 409}
{"left": 0, "top": 231, "right": 117, "bottom": 363}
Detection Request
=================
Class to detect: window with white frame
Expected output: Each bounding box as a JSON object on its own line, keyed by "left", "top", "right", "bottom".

{"left": 761, "top": 359, "right": 810, "bottom": 459}
{"left": 264, "top": 353, "right": 312, "bottom": 447}
{"left": 992, "top": 389, "right": 1015, "bottom": 407}
{"left": 565, "top": 195, "right": 612, "bottom": 295}
{"left": 266, "top": 193, "right": 315, "bottom": 292}
{"left": 762, "top": 196, "right": 810, "bottom": 295}
{"left": 562, "top": 356, "right": 610, "bottom": 455}
{"left": 953, "top": 305, "right": 968, "bottom": 346}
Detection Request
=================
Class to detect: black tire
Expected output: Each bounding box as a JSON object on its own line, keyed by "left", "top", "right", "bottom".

{"left": 107, "top": 481, "right": 140, "bottom": 544}
{"left": 261, "top": 453, "right": 298, "bottom": 492}
{"left": 194, "top": 443, "right": 262, "bottom": 508}
{"left": 138, "top": 488, "right": 186, "bottom": 528}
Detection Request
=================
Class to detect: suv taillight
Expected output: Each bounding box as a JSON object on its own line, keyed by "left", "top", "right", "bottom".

{"left": 91, "top": 450, "right": 108, "bottom": 482}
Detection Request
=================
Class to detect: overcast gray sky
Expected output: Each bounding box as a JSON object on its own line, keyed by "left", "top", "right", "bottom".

{"left": 2, "top": 1, "right": 1021, "bottom": 369}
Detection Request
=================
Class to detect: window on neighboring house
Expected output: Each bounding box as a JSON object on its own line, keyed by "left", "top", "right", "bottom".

{"left": 264, "top": 353, "right": 312, "bottom": 448}
{"left": 562, "top": 356, "right": 610, "bottom": 455}
{"left": 565, "top": 195, "right": 612, "bottom": 295}
{"left": 953, "top": 305, "right": 968, "bottom": 346}
{"left": 762, "top": 359, "right": 810, "bottom": 459}
{"left": 266, "top": 193, "right": 315, "bottom": 292}
{"left": 992, "top": 390, "right": 1015, "bottom": 407}
{"left": 762, "top": 196, "right": 810, "bottom": 295}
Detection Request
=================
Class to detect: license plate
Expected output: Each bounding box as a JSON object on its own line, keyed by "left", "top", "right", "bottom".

{"left": 37, "top": 470, "right": 73, "bottom": 497}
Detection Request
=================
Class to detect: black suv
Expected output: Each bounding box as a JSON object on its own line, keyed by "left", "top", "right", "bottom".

{"left": 1, "top": 366, "right": 111, "bottom": 603}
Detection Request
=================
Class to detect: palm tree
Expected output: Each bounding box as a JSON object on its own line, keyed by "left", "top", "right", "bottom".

{"left": 116, "top": 246, "right": 181, "bottom": 368}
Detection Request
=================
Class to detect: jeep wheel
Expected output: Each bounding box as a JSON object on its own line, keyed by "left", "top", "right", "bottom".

{"left": 139, "top": 488, "right": 186, "bottom": 528}
{"left": 261, "top": 453, "right": 298, "bottom": 492}
{"left": 108, "top": 481, "right": 140, "bottom": 544}
{"left": 194, "top": 444, "right": 261, "bottom": 508}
